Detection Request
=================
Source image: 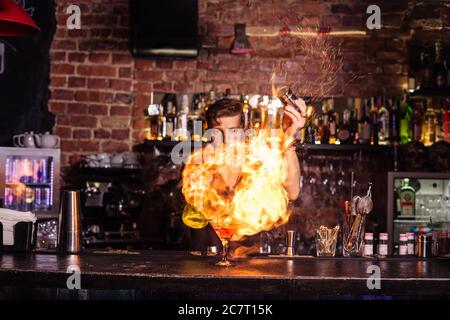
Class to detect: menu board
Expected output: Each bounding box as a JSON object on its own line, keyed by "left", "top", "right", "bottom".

{"left": 0, "top": 0, "right": 56, "bottom": 146}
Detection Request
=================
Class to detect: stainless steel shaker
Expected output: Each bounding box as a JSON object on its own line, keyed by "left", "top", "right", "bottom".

{"left": 286, "top": 230, "right": 296, "bottom": 256}
{"left": 58, "top": 190, "right": 82, "bottom": 254}
{"left": 417, "top": 234, "right": 432, "bottom": 258}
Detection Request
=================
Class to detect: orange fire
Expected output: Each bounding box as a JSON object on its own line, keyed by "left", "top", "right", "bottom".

{"left": 182, "top": 126, "right": 293, "bottom": 241}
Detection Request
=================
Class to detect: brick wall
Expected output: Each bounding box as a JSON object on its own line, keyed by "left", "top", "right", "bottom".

{"left": 49, "top": 0, "right": 450, "bottom": 166}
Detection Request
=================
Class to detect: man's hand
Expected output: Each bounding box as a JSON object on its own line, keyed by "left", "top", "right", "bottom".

{"left": 283, "top": 98, "right": 308, "bottom": 139}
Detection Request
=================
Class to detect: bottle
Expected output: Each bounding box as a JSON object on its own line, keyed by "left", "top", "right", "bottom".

{"left": 407, "top": 232, "right": 415, "bottom": 255}
{"left": 369, "top": 97, "right": 379, "bottom": 145}
{"left": 399, "top": 233, "right": 408, "bottom": 256}
{"left": 248, "top": 95, "right": 261, "bottom": 129}
{"left": 421, "top": 101, "right": 436, "bottom": 146}
{"left": 188, "top": 94, "right": 204, "bottom": 141}
{"left": 176, "top": 94, "right": 189, "bottom": 141}
{"left": 432, "top": 41, "right": 447, "bottom": 89}
{"left": 418, "top": 51, "right": 432, "bottom": 90}
{"left": 412, "top": 108, "right": 422, "bottom": 142}
{"left": 435, "top": 108, "right": 444, "bottom": 143}
{"left": 399, "top": 178, "right": 415, "bottom": 216}
{"left": 164, "top": 101, "right": 177, "bottom": 140}
{"left": 205, "top": 89, "right": 216, "bottom": 112}
{"left": 399, "top": 92, "right": 413, "bottom": 144}
{"left": 314, "top": 117, "right": 322, "bottom": 144}
{"left": 358, "top": 98, "right": 371, "bottom": 144}
{"left": 378, "top": 233, "right": 388, "bottom": 257}
{"left": 327, "top": 99, "right": 337, "bottom": 144}
{"left": 364, "top": 233, "right": 374, "bottom": 257}
{"left": 320, "top": 101, "right": 330, "bottom": 144}
{"left": 443, "top": 110, "right": 450, "bottom": 143}
{"left": 377, "top": 96, "right": 390, "bottom": 145}
{"left": 394, "top": 178, "right": 402, "bottom": 217}
{"left": 389, "top": 97, "right": 400, "bottom": 144}
{"left": 148, "top": 104, "right": 163, "bottom": 140}
{"left": 337, "top": 108, "right": 353, "bottom": 144}
{"left": 242, "top": 95, "right": 250, "bottom": 129}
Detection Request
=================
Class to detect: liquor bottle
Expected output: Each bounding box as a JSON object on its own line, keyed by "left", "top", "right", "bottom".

{"left": 148, "top": 104, "right": 163, "bottom": 140}
{"left": 337, "top": 108, "right": 353, "bottom": 144}
{"left": 399, "top": 178, "right": 415, "bottom": 217}
{"left": 188, "top": 94, "right": 204, "bottom": 141}
{"left": 435, "top": 109, "right": 444, "bottom": 143}
{"left": 418, "top": 51, "right": 432, "bottom": 90}
{"left": 242, "top": 95, "right": 250, "bottom": 129}
{"left": 432, "top": 41, "right": 447, "bottom": 89}
{"left": 349, "top": 98, "right": 359, "bottom": 144}
{"left": 377, "top": 96, "right": 389, "bottom": 145}
{"left": 369, "top": 97, "right": 379, "bottom": 145}
{"left": 205, "top": 89, "right": 216, "bottom": 112}
{"left": 327, "top": 99, "right": 337, "bottom": 144}
{"left": 321, "top": 101, "right": 330, "bottom": 144}
{"left": 176, "top": 94, "right": 189, "bottom": 141}
{"left": 314, "top": 117, "right": 322, "bottom": 144}
{"left": 399, "top": 92, "right": 413, "bottom": 144}
{"left": 164, "top": 101, "right": 177, "bottom": 140}
{"left": 389, "top": 97, "right": 400, "bottom": 143}
{"left": 412, "top": 108, "right": 422, "bottom": 142}
{"left": 248, "top": 95, "right": 261, "bottom": 129}
{"left": 358, "top": 98, "right": 370, "bottom": 144}
{"left": 444, "top": 110, "right": 450, "bottom": 143}
{"left": 421, "top": 100, "right": 436, "bottom": 146}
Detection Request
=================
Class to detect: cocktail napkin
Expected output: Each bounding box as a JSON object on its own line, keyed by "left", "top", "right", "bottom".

{"left": 0, "top": 208, "right": 36, "bottom": 246}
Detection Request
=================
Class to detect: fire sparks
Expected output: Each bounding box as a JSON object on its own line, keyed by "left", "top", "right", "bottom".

{"left": 182, "top": 129, "right": 291, "bottom": 241}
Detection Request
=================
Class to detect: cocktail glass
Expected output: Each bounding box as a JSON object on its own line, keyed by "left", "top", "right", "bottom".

{"left": 209, "top": 218, "right": 236, "bottom": 267}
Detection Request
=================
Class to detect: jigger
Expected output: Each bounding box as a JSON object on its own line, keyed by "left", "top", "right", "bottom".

{"left": 286, "top": 230, "right": 296, "bottom": 256}
{"left": 58, "top": 189, "right": 82, "bottom": 254}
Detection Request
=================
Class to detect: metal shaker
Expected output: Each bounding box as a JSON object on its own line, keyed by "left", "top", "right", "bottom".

{"left": 286, "top": 230, "right": 296, "bottom": 256}
{"left": 58, "top": 190, "right": 82, "bottom": 254}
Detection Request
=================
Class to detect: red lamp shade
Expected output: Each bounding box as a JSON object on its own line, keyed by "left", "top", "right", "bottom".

{"left": 0, "top": 0, "right": 40, "bottom": 36}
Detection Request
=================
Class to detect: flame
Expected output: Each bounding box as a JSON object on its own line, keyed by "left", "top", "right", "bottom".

{"left": 182, "top": 129, "right": 292, "bottom": 241}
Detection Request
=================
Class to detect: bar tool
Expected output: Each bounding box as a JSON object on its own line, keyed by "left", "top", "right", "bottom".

{"left": 286, "top": 230, "right": 296, "bottom": 256}
{"left": 58, "top": 189, "right": 82, "bottom": 254}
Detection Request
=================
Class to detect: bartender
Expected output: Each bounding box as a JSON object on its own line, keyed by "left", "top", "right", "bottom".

{"left": 188, "top": 97, "right": 308, "bottom": 253}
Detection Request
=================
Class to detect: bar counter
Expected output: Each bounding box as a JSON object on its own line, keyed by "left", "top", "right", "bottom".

{"left": 0, "top": 251, "right": 449, "bottom": 299}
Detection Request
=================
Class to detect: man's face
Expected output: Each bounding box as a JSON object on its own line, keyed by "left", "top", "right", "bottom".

{"left": 210, "top": 114, "right": 243, "bottom": 145}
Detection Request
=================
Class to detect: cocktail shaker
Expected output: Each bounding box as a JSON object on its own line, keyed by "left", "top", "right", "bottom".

{"left": 58, "top": 190, "right": 82, "bottom": 254}
{"left": 286, "top": 230, "right": 296, "bottom": 256}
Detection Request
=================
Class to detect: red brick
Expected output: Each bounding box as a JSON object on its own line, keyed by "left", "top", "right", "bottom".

{"left": 94, "top": 129, "right": 111, "bottom": 139}
{"left": 112, "top": 54, "right": 132, "bottom": 64}
{"left": 110, "top": 106, "right": 131, "bottom": 116}
{"left": 52, "top": 40, "right": 76, "bottom": 50}
{"left": 48, "top": 102, "right": 66, "bottom": 114}
{"left": 153, "top": 82, "right": 173, "bottom": 91}
{"left": 111, "top": 129, "right": 130, "bottom": 140}
{"left": 67, "top": 103, "right": 88, "bottom": 114}
{"left": 88, "top": 78, "right": 111, "bottom": 89}
{"left": 68, "top": 52, "right": 87, "bottom": 63}
{"left": 77, "top": 65, "right": 117, "bottom": 77}
{"left": 70, "top": 115, "right": 98, "bottom": 128}
{"left": 61, "top": 140, "right": 99, "bottom": 152}
{"left": 89, "top": 104, "right": 109, "bottom": 115}
{"left": 101, "top": 141, "right": 130, "bottom": 153}
{"left": 88, "top": 53, "right": 110, "bottom": 63}
{"left": 135, "top": 59, "right": 154, "bottom": 69}
{"left": 51, "top": 89, "right": 74, "bottom": 100}
{"left": 119, "top": 67, "right": 132, "bottom": 78}
{"left": 51, "top": 51, "right": 66, "bottom": 62}
{"left": 110, "top": 79, "right": 132, "bottom": 91}
{"left": 115, "top": 93, "right": 133, "bottom": 104}
{"left": 134, "top": 70, "right": 163, "bottom": 81}
{"left": 73, "top": 129, "right": 92, "bottom": 139}
{"left": 68, "top": 77, "right": 86, "bottom": 88}
{"left": 155, "top": 60, "right": 173, "bottom": 69}
{"left": 52, "top": 64, "right": 75, "bottom": 75}
{"left": 54, "top": 126, "right": 72, "bottom": 139}
{"left": 51, "top": 76, "right": 67, "bottom": 87}
{"left": 134, "top": 95, "right": 150, "bottom": 106}
{"left": 383, "top": 64, "right": 402, "bottom": 74}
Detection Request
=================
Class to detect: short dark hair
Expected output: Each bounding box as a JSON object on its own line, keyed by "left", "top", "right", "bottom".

{"left": 205, "top": 98, "right": 244, "bottom": 128}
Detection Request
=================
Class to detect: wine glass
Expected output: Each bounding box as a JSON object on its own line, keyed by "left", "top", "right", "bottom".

{"left": 209, "top": 217, "right": 236, "bottom": 267}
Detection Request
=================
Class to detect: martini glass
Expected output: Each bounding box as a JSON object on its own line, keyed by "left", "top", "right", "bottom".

{"left": 209, "top": 218, "right": 236, "bottom": 267}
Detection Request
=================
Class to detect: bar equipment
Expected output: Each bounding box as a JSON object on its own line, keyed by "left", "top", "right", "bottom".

{"left": 316, "top": 225, "right": 339, "bottom": 256}
{"left": 343, "top": 183, "right": 373, "bottom": 257}
{"left": 286, "top": 230, "right": 296, "bottom": 256}
{"left": 417, "top": 234, "right": 433, "bottom": 258}
{"left": 58, "top": 190, "right": 82, "bottom": 254}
